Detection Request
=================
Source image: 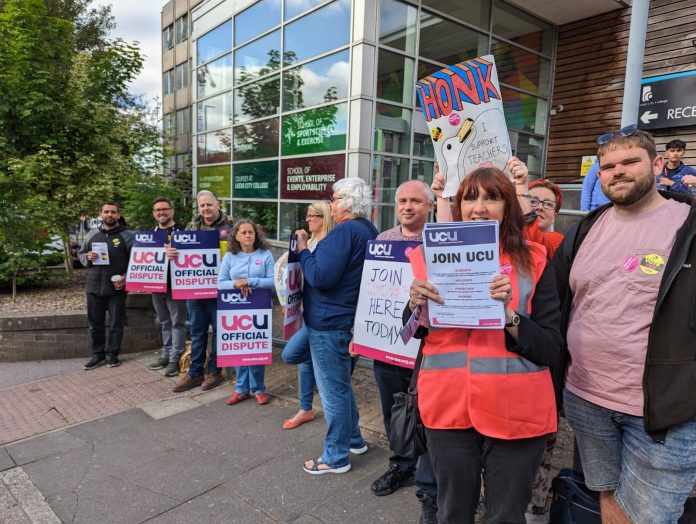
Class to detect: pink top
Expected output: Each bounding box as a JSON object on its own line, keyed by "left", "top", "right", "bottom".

{"left": 566, "top": 199, "right": 690, "bottom": 415}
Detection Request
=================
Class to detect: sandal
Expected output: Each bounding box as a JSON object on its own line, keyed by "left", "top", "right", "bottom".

{"left": 282, "top": 410, "right": 315, "bottom": 430}
{"left": 303, "top": 457, "right": 351, "bottom": 475}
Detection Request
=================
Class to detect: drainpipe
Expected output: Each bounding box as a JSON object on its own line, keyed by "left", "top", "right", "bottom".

{"left": 621, "top": 0, "right": 650, "bottom": 127}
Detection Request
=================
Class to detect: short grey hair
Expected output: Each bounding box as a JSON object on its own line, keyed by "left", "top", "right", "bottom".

{"left": 196, "top": 190, "right": 219, "bottom": 202}
{"left": 333, "top": 178, "right": 373, "bottom": 218}
{"left": 395, "top": 179, "right": 435, "bottom": 204}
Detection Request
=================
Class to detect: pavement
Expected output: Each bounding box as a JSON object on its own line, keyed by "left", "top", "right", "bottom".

{"left": 0, "top": 346, "right": 575, "bottom": 523}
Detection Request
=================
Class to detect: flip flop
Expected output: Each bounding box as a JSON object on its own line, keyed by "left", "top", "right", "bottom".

{"left": 303, "top": 457, "right": 351, "bottom": 475}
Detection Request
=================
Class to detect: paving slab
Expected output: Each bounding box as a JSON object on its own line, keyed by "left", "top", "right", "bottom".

{"left": 6, "top": 431, "right": 87, "bottom": 466}
{"left": 140, "top": 397, "right": 200, "bottom": 420}
{"left": 0, "top": 448, "right": 15, "bottom": 472}
{"left": 0, "top": 467, "right": 60, "bottom": 523}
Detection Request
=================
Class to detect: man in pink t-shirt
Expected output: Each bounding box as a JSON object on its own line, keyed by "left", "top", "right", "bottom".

{"left": 553, "top": 127, "right": 696, "bottom": 523}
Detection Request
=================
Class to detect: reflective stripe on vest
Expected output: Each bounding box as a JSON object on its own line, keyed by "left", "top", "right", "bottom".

{"left": 422, "top": 351, "right": 546, "bottom": 374}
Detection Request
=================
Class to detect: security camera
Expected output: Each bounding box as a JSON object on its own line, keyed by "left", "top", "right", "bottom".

{"left": 555, "top": 104, "right": 564, "bottom": 113}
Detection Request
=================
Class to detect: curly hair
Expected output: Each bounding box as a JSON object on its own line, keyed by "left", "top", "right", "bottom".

{"left": 228, "top": 219, "right": 271, "bottom": 254}
{"left": 451, "top": 167, "right": 533, "bottom": 273}
{"left": 332, "top": 178, "right": 373, "bottom": 218}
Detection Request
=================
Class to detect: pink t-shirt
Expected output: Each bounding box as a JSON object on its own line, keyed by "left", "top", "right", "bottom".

{"left": 565, "top": 199, "right": 690, "bottom": 415}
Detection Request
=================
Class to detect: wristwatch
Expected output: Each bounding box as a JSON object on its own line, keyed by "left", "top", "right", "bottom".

{"left": 505, "top": 311, "right": 520, "bottom": 327}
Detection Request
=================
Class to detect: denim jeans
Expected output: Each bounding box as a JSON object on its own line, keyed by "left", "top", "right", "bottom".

{"left": 373, "top": 360, "right": 437, "bottom": 498}
{"left": 187, "top": 298, "right": 220, "bottom": 377}
{"left": 306, "top": 327, "right": 364, "bottom": 468}
{"left": 235, "top": 366, "right": 266, "bottom": 394}
{"left": 281, "top": 325, "right": 316, "bottom": 411}
{"left": 151, "top": 290, "right": 187, "bottom": 361}
{"left": 86, "top": 292, "right": 127, "bottom": 358}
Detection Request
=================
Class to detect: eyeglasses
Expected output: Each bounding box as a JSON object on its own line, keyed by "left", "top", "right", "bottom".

{"left": 596, "top": 124, "right": 638, "bottom": 145}
{"left": 528, "top": 197, "right": 557, "bottom": 211}
{"left": 305, "top": 214, "right": 323, "bottom": 219}
{"left": 153, "top": 207, "right": 172, "bottom": 213}
{"left": 330, "top": 196, "right": 343, "bottom": 203}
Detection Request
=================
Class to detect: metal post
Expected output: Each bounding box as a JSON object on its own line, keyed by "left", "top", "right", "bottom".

{"left": 621, "top": 0, "right": 650, "bottom": 127}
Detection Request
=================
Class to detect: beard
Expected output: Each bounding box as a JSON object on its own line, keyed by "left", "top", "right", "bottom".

{"left": 602, "top": 171, "right": 655, "bottom": 206}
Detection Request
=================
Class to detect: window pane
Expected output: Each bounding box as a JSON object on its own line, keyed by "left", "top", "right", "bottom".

{"left": 492, "top": 39, "right": 551, "bottom": 97}
{"left": 163, "top": 113, "right": 174, "bottom": 137}
{"left": 176, "top": 14, "right": 188, "bottom": 44}
{"left": 412, "top": 115, "right": 434, "bottom": 159}
{"left": 234, "top": 0, "right": 281, "bottom": 47}
{"left": 233, "top": 160, "right": 278, "bottom": 199}
{"left": 197, "top": 21, "right": 232, "bottom": 65}
{"left": 280, "top": 154, "right": 345, "bottom": 199}
{"left": 419, "top": 13, "right": 488, "bottom": 66}
{"left": 279, "top": 202, "right": 308, "bottom": 241}
{"left": 232, "top": 201, "right": 278, "bottom": 239}
{"left": 379, "top": 0, "right": 417, "bottom": 54}
{"left": 374, "top": 103, "right": 411, "bottom": 155}
{"left": 501, "top": 87, "right": 547, "bottom": 134}
{"left": 234, "top": 74, "right": 280, "bottom": 124}
{"left": 198, "top": 165, "right": 231, "bottom": 198}
{"left": 281, "top": 103, "right": 348, "bottom": 156}
{"left": 233, "top": 118, "right": 280, "bottom": 160}
{"left": 282, "top": 50, "right": 349, "bottom": 112}
{"left": 411, "top": 159, "right": 434, "bottom": 186}
{"left": 234, "top": 30, "right": 281, "bottom": 85}
{"left": 175, "top": 62, "right": 189, "bottom": 90}
{"left": 162, "top": 69, "right": 174, "bottom": 95}
{"left": 372, "top": 154, "right": 410, "bottom": 205}
{"left": 197, "top": 92, "right": 233, "bottom": 132}
{"left": 513, "top": 134, "right": 544, "bottom": 178}
{"left": 284, "top": 0, "right": 350, "bottom": 65}
{"left": 196, "top": 54, "right": 232, "bottom": 99}
{"left": 163, "top": 25, "right": 174, "bottom": 50}
{"left": 492, "top": 0, "right": 554, "bottom": 56}
{"left": 176, "top": 108, "right": 190, "bottom": 134}
{"left": 197, "top": 129, "right": 231, "bottom": 164}
{"left": 421, "top": 0, "right": 490, "bottom": 31}
{"left": 376, "top": 49, "right": 414, "bottom": 104}
{"left": 284, "top": 0, "right": 323, "bottom": 20}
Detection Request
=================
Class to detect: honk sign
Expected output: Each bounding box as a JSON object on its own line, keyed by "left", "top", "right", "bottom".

{"left": 416, "top": 55, "right": 511, "bottom": 198}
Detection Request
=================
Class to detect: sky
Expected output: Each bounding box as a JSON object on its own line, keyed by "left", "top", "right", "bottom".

{"left": 92, "top": 0, "right": 163, "bottom": 105}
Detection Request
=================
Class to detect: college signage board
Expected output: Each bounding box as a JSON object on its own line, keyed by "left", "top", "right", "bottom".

{"left": 416, "top": 55, "right": 511, "bottom": 198}
{"left": 353, "top": 241, "right": 421, "bottom": 369}
{"left": 282, "top": 103, "right": 347, "bottom": 156}
{"left": 638, "top": 71, "right": 696, "bottom": 130}
{"left": 170, "top": 230, "right": 220, "bottom": 300}
{"left": 233, "top": 161, "right": 278, "bottom": 199}
{"left": 198, "top": 165, "right": 231, "bottom": 198}
{"left": 125, "top": 230, "right": 169, "bottom": 293}
{"left": 280, "top": 154, "right": 345, "bottom": 200}
{"left": 217, "top": 289, "right": 273, "bottom": 367}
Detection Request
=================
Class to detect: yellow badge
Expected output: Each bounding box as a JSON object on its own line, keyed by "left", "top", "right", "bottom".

{"left": 639, "top": 253, "right": 664, "bottom": 275}
{"left": 112, "top": 238, "right": 121, "bottom": 247}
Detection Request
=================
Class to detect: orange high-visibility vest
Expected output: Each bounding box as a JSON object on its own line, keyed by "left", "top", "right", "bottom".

{"left": 418, "top": 244, "right": 557, "bottom": 440}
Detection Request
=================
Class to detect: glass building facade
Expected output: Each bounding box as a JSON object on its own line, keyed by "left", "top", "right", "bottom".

{"left": 190, "top": 0, "right": 555, "bottom": 241}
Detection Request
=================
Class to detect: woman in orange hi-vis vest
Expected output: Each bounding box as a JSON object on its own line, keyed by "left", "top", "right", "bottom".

{"left": 408, "top": 167, "right": 563, "bottom": 523}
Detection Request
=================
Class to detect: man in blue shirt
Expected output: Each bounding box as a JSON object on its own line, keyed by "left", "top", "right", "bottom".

{"left": 655, "top": 139, "right": 696, "bottom": 194}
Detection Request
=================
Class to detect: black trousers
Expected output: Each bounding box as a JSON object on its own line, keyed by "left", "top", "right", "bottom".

{"left": 425, "top": 427, "right": 546, "bottom": 524}
{"left": 373, "top": 360, "right": 437, "bottom": 498}
{"left": 86, "top": 292, "right": 127, "bottom": 357}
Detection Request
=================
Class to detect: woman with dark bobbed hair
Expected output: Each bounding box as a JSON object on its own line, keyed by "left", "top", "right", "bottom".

{"left": 408, "top": 167, "right": 563, "bottom": 522}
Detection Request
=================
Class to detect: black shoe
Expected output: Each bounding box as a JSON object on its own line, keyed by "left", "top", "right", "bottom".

{"left": 370, "top": 464, "right": 416, "bottom": 496}
{"left": 107, "top": 356, "right": 121, "bottom": 368}
{"left": 148, "top": 357, "right": 169, "bottom": 370}
{"left": 419, "top": 494, "right": 438, "bottom": 524}
{"left": 84, "top": 355, "right": 106, "bottom": 370}
{"left": 164, "top": 362, "right": 179, "bottom": 377}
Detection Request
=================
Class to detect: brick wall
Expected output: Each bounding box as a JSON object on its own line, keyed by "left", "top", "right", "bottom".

{"left": 0, "top": 294, "right": 162, "bottom": 362}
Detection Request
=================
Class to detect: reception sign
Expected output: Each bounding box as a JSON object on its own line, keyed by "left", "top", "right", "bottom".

{"left": 125, "top": 230, "right": 169, "bottom": 293}
{"left": 217, "top": 289, "right": 273, "bottom": 367}
{"left": 353, "top": 241, "right": 421, "bottom": 369}
{"left": 281, "top": 154, "right": 345, "bottom": 200}
{"left": 416, "top": 55, "right": 511, "bottom": 197}
{"left": 170, "top": 230, "right": 220, "bottom": 299}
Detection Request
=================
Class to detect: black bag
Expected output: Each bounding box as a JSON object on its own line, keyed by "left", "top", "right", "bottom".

{"left": 388, "top": 341, "right": 426, "bottom": 459}
{"left": 549, "top": 469, "right": 600, "bottom": 524}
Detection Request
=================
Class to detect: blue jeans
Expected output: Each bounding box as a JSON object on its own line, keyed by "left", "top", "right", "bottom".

{"left": 235, "top": 366, "right": 266, "bottom": 394}
{"left": 281, "top": 325, "right": 316, "bottom": 411}
{"left": 564, "top": 388, "right": 696, "bottom": 523}
{"left": 307, "top": 327, "right": 364, "bottom": 468}
{"left": 187, "top": 298, "right": 220, "bottom": 377}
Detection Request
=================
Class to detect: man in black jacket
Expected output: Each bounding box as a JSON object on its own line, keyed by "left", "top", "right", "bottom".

{"left": 78, "top": 202, "right": 133, "bottom": 370}
{"left": 553, "top": 127, "right": 696, "bottom": 523}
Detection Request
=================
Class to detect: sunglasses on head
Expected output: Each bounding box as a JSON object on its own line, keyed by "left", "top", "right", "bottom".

{"left": 596, "top": 124, "right": 638, "bottom": 145}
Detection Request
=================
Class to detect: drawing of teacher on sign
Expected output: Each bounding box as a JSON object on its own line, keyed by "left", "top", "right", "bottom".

{"left": 416, "top": 55, "right": 511, "bottom": 198}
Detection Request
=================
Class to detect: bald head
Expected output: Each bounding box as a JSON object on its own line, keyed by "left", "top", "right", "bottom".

{"left": 395, "top": 180, "right": 434, "bottom": 236}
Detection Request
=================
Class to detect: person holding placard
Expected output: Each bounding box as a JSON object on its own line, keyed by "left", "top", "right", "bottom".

{"left": 280, "top": 201, "right": 335, "bottom": 429}
{"left": 219, "top": 219, "right": 275, "bottom": 406}
{"left": 407, "top": 168, "right": 562, "bottom": 522}
{"left": 295, "top": 178, "right": 378, "bottom": 475}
